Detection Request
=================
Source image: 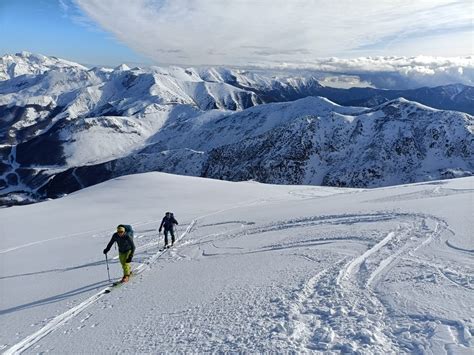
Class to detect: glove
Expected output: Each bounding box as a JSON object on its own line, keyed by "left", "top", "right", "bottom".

{"left": 158, "top": 228, "right": 162, "bottom": 232}
{"left": 126, "top": 254, "right": 133, "bottom": 263}
{"left": 103, "top": 249, "right": 108, "bottom": 254}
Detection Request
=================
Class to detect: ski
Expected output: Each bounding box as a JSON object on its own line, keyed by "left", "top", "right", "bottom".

{"left": 159, "top": 243, "right": 175, "bottom": 252}
{"left": 104, "top": 273, "right": 134, "bottom": 293}
{"left": 103, "top": 280, "right": 124, "bottom": 292}
{"left": 104, "top": 281, "right": 125, "bottom": 293}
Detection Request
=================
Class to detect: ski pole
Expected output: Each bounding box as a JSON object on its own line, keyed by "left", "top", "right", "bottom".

{"left": 105, "top": 253, "right": 111, "bottom": 282}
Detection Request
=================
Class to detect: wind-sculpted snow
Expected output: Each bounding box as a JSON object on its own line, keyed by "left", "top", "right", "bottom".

{"left": 1, "top": 53, "right": 473, "bottom": 204}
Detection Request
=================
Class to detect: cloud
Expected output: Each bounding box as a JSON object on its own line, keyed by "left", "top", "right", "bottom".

{"left": 59, "top": 0, "right": 105, "bottom": 33}
{"left": 279, "top": 56, "right": 474, "bottom": 89}
{"left": 69, "top": 0, "right": 473, "bottom": 88}
{"left": 73, "top": 0, "right": 473, "bottom": 67}
{"left": 58, "top": 0, "right": 70, "bottom": 15}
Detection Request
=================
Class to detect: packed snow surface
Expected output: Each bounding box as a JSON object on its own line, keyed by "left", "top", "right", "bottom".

{"left": 0, "top": 173, "right": 473, "bottom": 353}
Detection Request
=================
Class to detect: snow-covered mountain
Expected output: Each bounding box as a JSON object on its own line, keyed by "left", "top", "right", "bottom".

{"left": 0, "top": 51, "right": 88, "bottom": 81}
{"left": 39, "top": 97, "right": 473, "bottom": 198}
{"left": 214, "top": 71, "right": 474, "bottom": 115}
{"left": 1, "top": 53, "right": 473, "bottom": 204}
{"left": 1, "top": 173, "right": 473, "bottom": 353}
{"left": 338, "top": 83, "right": 474, "bottom": 115}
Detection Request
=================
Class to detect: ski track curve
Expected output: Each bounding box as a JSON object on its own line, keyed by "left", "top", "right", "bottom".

{"left": 238, "top": 211, "right": 469, "bottom": 353}
{"left": 159, "top": 210, "right": 469, "bottom": 353}
{"left": 170, "top": 211, "right": 472, "bottom": 353}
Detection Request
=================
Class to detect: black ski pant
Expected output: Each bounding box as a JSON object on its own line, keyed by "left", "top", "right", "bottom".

{"left": 164, "top": 228, "right": 175, "bottom": 245}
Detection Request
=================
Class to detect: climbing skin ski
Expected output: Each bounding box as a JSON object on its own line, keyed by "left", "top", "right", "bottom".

{"left": 159, "top": 243, "right": 175, "bottom": 252}
{"left": 104, "top": 273, "right": 134, "bottom": 293}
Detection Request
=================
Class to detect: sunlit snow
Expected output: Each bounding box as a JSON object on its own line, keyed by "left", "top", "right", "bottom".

{"left": 1, "top": 173, "right": 472, "bottom": 353}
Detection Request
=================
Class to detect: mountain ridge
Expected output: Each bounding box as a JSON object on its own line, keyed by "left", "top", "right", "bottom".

{"left": 1, "top": 53, "right": 473, "bottom": 204}
{"left": 37, "top": 96, "right": 474, "bottom": 199}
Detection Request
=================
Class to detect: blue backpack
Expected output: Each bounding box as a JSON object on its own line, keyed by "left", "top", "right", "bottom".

{"left": 120, "top": 224, "right": 134, "bottom": 238}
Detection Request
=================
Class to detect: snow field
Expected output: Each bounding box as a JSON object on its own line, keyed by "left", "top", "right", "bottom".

{"left": 0, "top": 173, "right": 473, "bottom": 353}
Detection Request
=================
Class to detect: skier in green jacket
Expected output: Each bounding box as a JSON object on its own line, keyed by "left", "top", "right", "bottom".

{"left": 103, "top": 225, "right": 135, "bottom": 283}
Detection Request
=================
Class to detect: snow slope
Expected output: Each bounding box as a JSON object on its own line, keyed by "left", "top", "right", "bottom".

{"left": 1, "top": 173, "right": 472, "bottom": 353}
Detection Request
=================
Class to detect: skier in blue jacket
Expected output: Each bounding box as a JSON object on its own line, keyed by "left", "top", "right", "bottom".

{"left": 159, "top": 212, "right": 178, "bottom": 247}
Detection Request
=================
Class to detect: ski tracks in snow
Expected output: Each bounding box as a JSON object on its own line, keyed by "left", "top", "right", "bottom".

{"left": 163, "top": 209, "right": 471, "bottom": 353}
{"left": 4, "top": 195, "right": 473, "bottom": 353}
{"left": 3, "top": 198, "right": 265, "bottom": 354}
{"left": 274, "top": 212, "right": 472, "bottom": 353}
{"left": 168, "top": 209, "right": 472, "bottom": 353}
{"left": 2, "top": 220, "right": 197, "bottom": 355}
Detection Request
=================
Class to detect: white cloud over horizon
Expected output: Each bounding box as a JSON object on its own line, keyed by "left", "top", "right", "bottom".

{"left": 51, "top": 1, "right": 473, "bottom": 88}
{"left": 297, "top": 56, "right": 474, "bottom": 89}
{"left": 73, "top": 0, "right": 473, "bottom": 67}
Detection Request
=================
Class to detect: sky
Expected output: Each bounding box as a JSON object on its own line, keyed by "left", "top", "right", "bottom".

{"left": 1, "top": 0, "right": 473, "bottom": 66}
{"left": 0, "top": 0, "right": 151, "bottom": 66}
{"left": 0, "top": 0, "right": 473, "bottom": 88}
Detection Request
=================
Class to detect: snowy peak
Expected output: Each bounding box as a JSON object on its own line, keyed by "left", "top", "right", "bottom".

{"left": 202, "top": 98, "right": 473, "bottom": 187}
{"left": 113, "top": 63, "right": 131, "bottom": 72}
{"left": 199, "top": 67, "right": 238, "bottom": 83}
{"left": 2, "top": 53, "right": 473, "bottom": 113}
{"left": 370, "top": 97, "right": 439, "bottom": 116}
{"left": 0, "top": 52, "right": 87, "bottom": 81}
